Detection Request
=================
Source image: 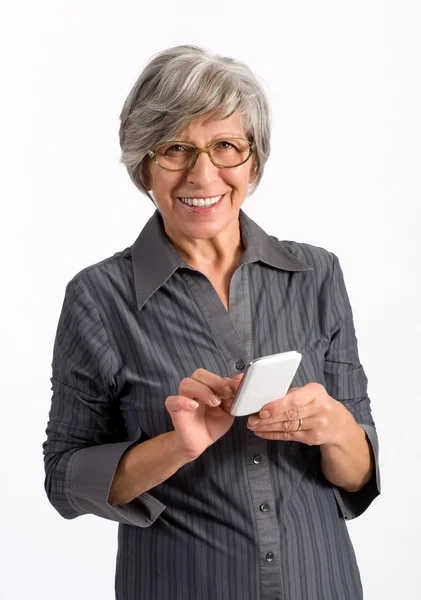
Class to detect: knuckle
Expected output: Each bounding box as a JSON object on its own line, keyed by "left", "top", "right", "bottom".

{"left": 319, "top": 416, "right": 328, "bottom": 428}
{"left": 286, "top": 408, "right": 297, "bottom": 421}
{"left": 193, "top": 368, "right": 206, "bottom": 379}
{"left": 284, "top": 420, "right": 294, "bottom": 432}
{"left": 306, "top": 382, "right": 324, "bottom": 396}
{"left": 165, "top": 395, "right": 176, "bottom": 410}
{"left": 289, "top": 391, "right": 299, "bottom": 408}
{"left": 324, "top": 401, "right": 333, "bottom": 414}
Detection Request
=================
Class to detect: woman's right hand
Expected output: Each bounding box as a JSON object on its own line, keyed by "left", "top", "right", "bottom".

{"left": 165, "top": 369, "right": 243, "bottom": 462}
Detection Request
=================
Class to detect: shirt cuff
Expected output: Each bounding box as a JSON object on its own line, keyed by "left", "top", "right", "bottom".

{"left": 331, "top": 424, "right": 380, "bottom": 520}
{"left": 66, "top": 440, "right": 166, "bottom": 528}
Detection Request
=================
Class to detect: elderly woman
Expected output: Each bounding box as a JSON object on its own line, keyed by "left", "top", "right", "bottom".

{"left": 43, "top": 46, "right": 380, "bottom": 600}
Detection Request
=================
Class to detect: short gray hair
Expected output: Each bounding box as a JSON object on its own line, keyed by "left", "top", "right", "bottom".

{"left": 119, "top": 46, "right": 271, "bottom": 200}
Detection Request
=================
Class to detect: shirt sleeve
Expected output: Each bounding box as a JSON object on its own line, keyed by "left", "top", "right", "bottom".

{"left": 43, "top": 280, "right": 166, "bottom": 527}
{"left": 323, "top": 253, "right": 381, "bottom": 520}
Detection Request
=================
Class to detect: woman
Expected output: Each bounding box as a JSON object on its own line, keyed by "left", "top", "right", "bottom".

{"left": 43, "top": 45, "right": 380, "bottom": 600}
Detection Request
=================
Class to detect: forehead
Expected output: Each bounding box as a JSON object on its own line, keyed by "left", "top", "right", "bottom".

{"left": 176, "top": 112, "right": 246, "bottom": 141}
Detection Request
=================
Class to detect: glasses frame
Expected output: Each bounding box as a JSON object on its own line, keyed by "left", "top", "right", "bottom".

{"left": 147, "top": 137, "right": 254, "bottom": 171}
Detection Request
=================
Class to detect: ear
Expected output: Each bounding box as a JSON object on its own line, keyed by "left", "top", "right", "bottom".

{"left": 248, "top": 157, "right": 258, "bottom": 185}
{"left": 139, "top": 158, "right": 152, "bottom": 191}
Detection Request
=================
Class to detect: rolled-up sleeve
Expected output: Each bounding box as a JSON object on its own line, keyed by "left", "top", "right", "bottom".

{"left": 43, "top": 280, "right": 166, "bottom": 527}
{"left": 323, "top": 254, "right": 381, "bottom": 520}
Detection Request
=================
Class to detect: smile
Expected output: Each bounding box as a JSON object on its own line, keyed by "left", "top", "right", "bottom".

{"left": 178, "top": 195, "right": 223, "bottom": 207}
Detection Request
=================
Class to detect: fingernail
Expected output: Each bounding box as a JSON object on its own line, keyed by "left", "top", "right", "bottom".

{"left": 259, "top": 410, "right": 270, "bottom": 419}
{"left": 188, "top": 400, "right": 199, "bottom": 409}
{"left": 223, "top": 387, "right": 232, "bottom": 399}
{"left": 211, "top": 396, "right": 221, "bottom": 406}
{"left": 248, "top": 417, "right": 260, "bottom": 426}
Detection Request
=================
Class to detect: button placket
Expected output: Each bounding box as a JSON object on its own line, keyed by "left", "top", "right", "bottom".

{"left": 244, "top": 429, "right": 282, "bottom": 597}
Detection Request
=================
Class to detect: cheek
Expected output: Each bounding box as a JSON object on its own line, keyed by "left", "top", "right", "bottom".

{"left": 223, "top": 167, "right": 251, "bottom": 190}
{"left": 153, "top": 173, "right": 184, "bottom": 197}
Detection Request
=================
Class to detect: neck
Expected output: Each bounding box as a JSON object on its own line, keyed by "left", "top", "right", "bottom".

{"left": 164, "top": 219, "right": 244, "bottom": 275}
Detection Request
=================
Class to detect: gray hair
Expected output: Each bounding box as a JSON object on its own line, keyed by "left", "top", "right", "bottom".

{"left": 119, "top": 45, "right": 271, "bottom": 200}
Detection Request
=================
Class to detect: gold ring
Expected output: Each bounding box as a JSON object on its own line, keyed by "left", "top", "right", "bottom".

{"left": 297, "top": 418, "right": 303, "bottom": 432}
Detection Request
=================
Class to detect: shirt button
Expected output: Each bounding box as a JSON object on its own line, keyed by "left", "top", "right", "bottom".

{"left": 253, "top": 455, "right": 262, "bottom": 465}
{"left": 235, "top": 360, "right": 245, "bottom": 370}
{"left": 260, "top": 502, "right": 269, "bottom": 512}
{"left": 265, "top": 552, "right": 274, "bottom": 562}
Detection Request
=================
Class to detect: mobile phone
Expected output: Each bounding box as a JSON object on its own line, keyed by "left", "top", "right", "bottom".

{"left": 230, "top": 351, "right": 302, "bottom": 417}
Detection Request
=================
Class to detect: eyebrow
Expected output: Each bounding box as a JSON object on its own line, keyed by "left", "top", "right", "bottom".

{"left": 176, "top": 133, "right": 246, "bottom": 142}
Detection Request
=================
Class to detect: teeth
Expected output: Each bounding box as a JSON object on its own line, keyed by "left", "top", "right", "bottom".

{"left": 180, "top": 195, "right": 222, "bottom": 207}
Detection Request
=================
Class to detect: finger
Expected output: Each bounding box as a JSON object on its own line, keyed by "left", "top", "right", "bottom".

{"left": 259, "top": 391, "right": 310, "bottom": 417}
{"left": 179, "top": 378, "right": 222, "bottom": 407}
{"left": 231, "top": 374, "right": 244, "bottom": 382}
{"left": 224, "top": 375, "right": 243, "bottom": 396}
{"left": 181, "top": 375, "right": 233, "bottom": 407}
{"left": 253, "top": 430, "right": 309, "bottom": 442}
{"left": 252, "top": 429, "right": 323, "bottom": 446}
{"left": 165, "top": 395, "right": 200, "bottom": 414}
{"left": 220, "top": 375, "right": 244, "bottom": 409}
{"left": 258, "top": 383, "right": 326, "bottom": 420}
{"left": 248, "top": 403, "right": 318, "bottom": 427}
{"left": 248, "top": 415, "right": 319, "bottom": 433}
{"left": 190, "top": 368, "right": 234, "bottom": 400}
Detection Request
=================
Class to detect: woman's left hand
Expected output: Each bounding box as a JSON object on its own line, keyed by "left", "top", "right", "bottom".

{"left": 247, "top": 382, "right": 353, "bottom": 446}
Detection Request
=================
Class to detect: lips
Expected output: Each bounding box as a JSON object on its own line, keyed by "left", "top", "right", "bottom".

{"left": 178, "top": 193, "right": 225, "bottom": 205}
{"left": 177, "top": 193, "right": 226, "bottom": 211}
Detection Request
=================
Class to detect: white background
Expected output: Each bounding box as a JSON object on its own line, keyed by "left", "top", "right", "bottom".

{"left": 1, "top": 1, "right": 420, "bottom": 598}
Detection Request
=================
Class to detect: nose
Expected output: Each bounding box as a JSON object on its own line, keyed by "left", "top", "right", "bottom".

{"left": 186, "top": 150, "right": 220, "bottom": 186}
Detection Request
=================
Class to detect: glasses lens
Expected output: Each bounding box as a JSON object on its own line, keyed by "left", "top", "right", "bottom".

{"left": 210, "top": 139, "right": 251, "bottom": 167}
{"left": 153, "top": 139, "right": 252, "bottom": 170}
{"left": 155, "top": 143, "right": 195, "bottom": 170}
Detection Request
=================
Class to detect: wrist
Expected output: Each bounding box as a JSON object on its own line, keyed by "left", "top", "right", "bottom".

{"left": 322, "top": 402, "right": 357, "bottom": 450}
{"left": 166, "top": 431, "right": 199, "bottom": 465}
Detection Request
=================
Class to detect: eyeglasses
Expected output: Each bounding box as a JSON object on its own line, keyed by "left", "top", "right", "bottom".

{"left": 147, "top": 138, "right": 254, "bottom": 171}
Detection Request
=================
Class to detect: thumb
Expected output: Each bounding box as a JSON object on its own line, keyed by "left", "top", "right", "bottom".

{"left": 232, "top": 374, "right": 244, "bottom": 381}
{"left": 223, "top": 374, "right": 244, "bottom": 396}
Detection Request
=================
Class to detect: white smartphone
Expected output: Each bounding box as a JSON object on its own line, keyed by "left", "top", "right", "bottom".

{"left": 230, "top": 351, "right": 302, "bottom": 417}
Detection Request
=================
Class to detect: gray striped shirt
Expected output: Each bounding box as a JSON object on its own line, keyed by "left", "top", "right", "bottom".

{"left": 43, "top": 210, "right": 380, "bottom": 600}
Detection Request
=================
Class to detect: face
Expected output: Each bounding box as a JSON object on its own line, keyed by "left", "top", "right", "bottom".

{"left": 142, "top": 113, "right": 256, "bottom": 244}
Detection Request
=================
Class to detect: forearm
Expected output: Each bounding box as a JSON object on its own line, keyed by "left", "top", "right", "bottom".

{"left": 108, "top": 431, "right": 189, "bottom": 506}
{"left": 320, "top": 413, "right": 373, "bottom": 493}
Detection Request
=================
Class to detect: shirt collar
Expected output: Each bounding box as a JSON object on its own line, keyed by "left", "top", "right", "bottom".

{"left": 131, "top": 209, "right": 312, "bottom": 311}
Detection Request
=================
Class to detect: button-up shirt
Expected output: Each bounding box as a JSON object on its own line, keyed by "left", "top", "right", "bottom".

{"left": 43, "top": 210, "right": 380, "bottom": 600}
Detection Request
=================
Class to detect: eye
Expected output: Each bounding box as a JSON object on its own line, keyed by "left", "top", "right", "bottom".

{"left": 165, "top": 144, "right": 190, "bottom": 153}
{"left": 214, "top": 140, "right": 236, "bottom": 150}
